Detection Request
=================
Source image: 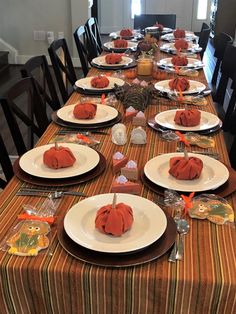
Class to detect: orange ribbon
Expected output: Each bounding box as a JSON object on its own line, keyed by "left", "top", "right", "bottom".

{"left": 177, "top": 82, "right": 184, "bottom": 103}
{"left": 77, "top": 133, "right": 91, "bottom": 144}
{"left": 174, "top": 65, "right": 180, "bottom": 75}
{"left": 181, "top": 192, "right": 195, "bottom": 216}
{"left": 101, "top": 93, "right": 106, "bottom": 104}
{"left": 18, "top": 213, "right": 55, "bottom": 224}
{"left": 175, "top": 131, "right": 190, "bottom": 147}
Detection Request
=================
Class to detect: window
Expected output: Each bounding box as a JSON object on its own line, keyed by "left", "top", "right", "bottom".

{"left": 197, "top": 0, "right": 208, "bottom": 20}
{"left": 131, "top": 0, "right": 141, "bottom": 19}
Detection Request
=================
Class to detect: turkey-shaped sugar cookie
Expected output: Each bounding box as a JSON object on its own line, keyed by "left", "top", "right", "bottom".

{"left": 7, "top": 221, "right": 50, "bottom": 256}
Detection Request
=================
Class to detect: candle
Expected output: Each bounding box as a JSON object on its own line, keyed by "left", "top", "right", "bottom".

{"left": 137, "top": 58, "right": 153, "bottom": 76}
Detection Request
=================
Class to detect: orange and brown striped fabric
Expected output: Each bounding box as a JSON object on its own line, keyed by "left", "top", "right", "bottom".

{"left": 0, "top": 48, "right": 235, "bottom": 314}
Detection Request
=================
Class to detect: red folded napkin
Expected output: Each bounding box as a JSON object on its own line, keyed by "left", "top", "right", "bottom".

{"left": 95, "top": 203, "right": 133, "bottom": 236}
{"left": 174, "top": 39, "right": 189, "bottom": 50}
{"left": 120, "top": 28, "right": 133, "bottom": 37}
{"left": 173, "top": 29, "right": 186, "bottom": 38}
{"left": 113, "top": 39, "right": 128, "bottom": 48}
{"left": 171, "top": 55, "right": 188, "bottom": 66}
{"left": 174, "top": 109, "right": 201, "bottom": 127}
{"left": 169, "top": 77, "right": 190, "bottom": 91}
{"left": 91, "top": 75, "right": 109, "bottom": 88}
{"left": 105, "top": 53, "right": 122, "bottom": 64}
{"left": 73, "top": 103, "right": 97, "bottom": 119}
{"left": 43, "top": 146, "right": 76, "bottom": 169}
{"left": 169, "top": 156, "right": 203, "bottom": 180}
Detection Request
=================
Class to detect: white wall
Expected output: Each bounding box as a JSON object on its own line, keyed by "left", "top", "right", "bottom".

{"left": 0, "top": 0, "right": 90, "bottom": 64}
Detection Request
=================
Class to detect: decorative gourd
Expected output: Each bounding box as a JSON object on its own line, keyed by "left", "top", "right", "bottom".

{"left": 173, "top": 29, "right": 186, "bottom": 38}
{"left": 169, "top": 77, "right": 190, "bottom": 91}
{"left": 174, "top": 109, "right": 201, "bottom": 127}
{"left": 169, "top": 155, "right": 203, "bottom": 180}
{"left": 171, "top": 55, "right": 188, "bottom": 66}
{"left": 73, "top": 103, "right": 97, "bottom": 119}
{"left": 43, "top": 143, "right": 76, "bottom": 169}
{"left": 91, "top": 75, "right": 109, "bottom": 88}
{"left": 95, "top": 202, "right": 134, "bottom": 236}
{"left": 105, "top": 53, "right": 122, "bottom": 64}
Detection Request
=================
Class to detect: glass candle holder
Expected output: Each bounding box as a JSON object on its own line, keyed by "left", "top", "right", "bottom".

{"left": 137, "top": 56, "right": 153, "bottom": 76}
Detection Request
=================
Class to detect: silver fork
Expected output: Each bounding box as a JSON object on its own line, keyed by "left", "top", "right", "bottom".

{"left": 17, "top": 188, "right": 86, "bottom": 198}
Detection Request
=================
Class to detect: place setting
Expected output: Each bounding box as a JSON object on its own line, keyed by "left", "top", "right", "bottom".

{"left": 91, "top": 54, "right": 137, "bottom": 71}
{"left": 103, "top": 40, "right": 138, "bottom": 53}
{"left": 57, "top": 193, "right": 177, "bottom": 267}
{"left": 74, "top": 75, "right": 125, "bottom": 95}
{"left": 160, "top": 42, "right": 202, "bottom": 55}
{"left": 161, "top": 30, "right": 198, "bottom": 42}
{"left": 13, "top": 143, "right": 107, "bottom": 187}
{"left": 52, "top": 102, "right": 122, "bottom": 130}
{"left": 157, "top": 57, "right": 204, "bottom": 70}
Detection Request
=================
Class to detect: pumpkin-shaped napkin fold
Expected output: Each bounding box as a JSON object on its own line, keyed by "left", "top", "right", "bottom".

{"left": 174, "top": 109, "right": 201, "bottom": 126}
{"left": 169, "top": 156, "right": 203, "bottom": 180}
{"left": 169, "top": 77, "right": 190, "bottom": 91}
{"left": 95, "top": 203, "right": 133, "bottom": 236}
{"left": 43, "top": 146, "right": 76, "bottom": 169}
{"left": 73, "top": 103, "right": 97, "bottom": 119}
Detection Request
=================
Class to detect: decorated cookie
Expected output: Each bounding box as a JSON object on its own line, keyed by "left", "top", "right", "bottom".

{"left": 189, "top": 194, "right": 234, "bottom": 225}
{"left": 6, "top": 221, "right": 50, "bottom": 256}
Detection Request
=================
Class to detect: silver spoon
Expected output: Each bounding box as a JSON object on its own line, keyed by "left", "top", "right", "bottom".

{"left": 175, "top": 219, "right": 190, "bottom": 260}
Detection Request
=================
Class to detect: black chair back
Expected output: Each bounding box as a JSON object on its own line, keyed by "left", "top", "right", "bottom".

{"left": 211, "top": 33, "right": 233, "bottom": 87}
{"left": 48, "top": 38, "right": 77, "bottom": 103}
{"left": 73, "top": 25, "right": 90, "bottom": 77}
{"left": 3, "top": 77, "right": 48, "bottom": 149}
{"left": 134, "top": 14, "right": 176, "bottom": 30}
{"left": 198, "top": 23, "right": 211, "bottom": 59}
{"left": 85, "top": 17, "right": 102, "bottom": 56}
{"left": 0, "top": 133, "right": 14, "bottom": 189}
{"left": 21, "top": 55, "right": 61, "bottom": 110}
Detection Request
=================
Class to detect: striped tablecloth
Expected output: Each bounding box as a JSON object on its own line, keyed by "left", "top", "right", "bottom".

{"left": 0, "top": 48, "right": 235, "bottom": 314}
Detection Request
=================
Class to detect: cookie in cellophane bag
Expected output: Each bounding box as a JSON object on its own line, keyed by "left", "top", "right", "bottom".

{"left": 4, "top": 220, "right": 51, "bottom": 256}
{"left": 188, "top": 194, "right": 234, "bottom": 225}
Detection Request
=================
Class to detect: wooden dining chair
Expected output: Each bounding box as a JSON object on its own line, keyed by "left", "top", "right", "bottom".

{"left": 198, "top": 23, "right": 211, "bottom": 59}
{"left": 48, "top": 38, "right": 77, "bottom": 103}
{"left": 3, "top": 77, "right": 49, "bottom": 149}
{"left": 0, "top": 133, "right": 14, "bottom": 189}
{"left": 223, "top": 78, "right": 236, "bottom": 131}
{"left": 85, "top": 17, "right": 102, "bottom": 56}
{"left": 213, "top": 44, "right": 236, "bottom": 123}
{"left": 134, "top": 14, "right": 176, "bottom": 30}
{"left": 73, "top": 25, "right": 91, "bottom": 77}
{"left": 21, "top": 55, "right": 61, "bottom": 110}
{"left": 211, "top": 33, "right": 233, "bottom": 89}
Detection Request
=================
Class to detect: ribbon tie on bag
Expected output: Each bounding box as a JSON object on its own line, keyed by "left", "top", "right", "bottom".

{"left": 175, "top": 131, "right": 190, "bottom": 147}
{"left": 181, "top": 192, "right": 195, "bottom": 215}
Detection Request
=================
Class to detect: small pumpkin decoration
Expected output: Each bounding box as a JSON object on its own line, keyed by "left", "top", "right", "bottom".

{"left": 91, "top": 75, "right": 109, "bottom": 88}
{"left": 95, "top": 194, "right": 133, "bottom": 236}
{"left": 43, "top": 143, "right": 76, "bottom": 169}
{"left": 73, "top": 103, "right": 97, "bottom": 119}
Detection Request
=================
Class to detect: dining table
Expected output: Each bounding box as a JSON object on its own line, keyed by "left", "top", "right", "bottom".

{"left": 0, "top": 34, "right": 235, "bottom": 314}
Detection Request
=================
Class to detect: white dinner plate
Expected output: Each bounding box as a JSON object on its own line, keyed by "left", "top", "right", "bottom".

{"left": 160, "top": 42, "right": 202, "bottom": 52}
{"left": 161, "top": 32, "right": 198, "bottom": 41}
{"left": 19, "top": 143, "right": 100, "bottom": 179}
{"left": 103, "top": 41, "right": 138, "bottom": 51}
{"left": 154, "top": 79, "right": 206, "bottom": 95}
{"left": 57, "top": 104, "right": 118, "bottom": 125}
{"left": 144, "top": 153, "right": 229, "bottom": 192}
{"left": 64, "top": 193, "right": 167, "bottom": 253}
{"left": 75, "top": 76, "right": 124, "bottom": 91}
{"left": 154, "top": 109, "right": 220, "bottom": 131}
{"left": 92, "top": 55, "right": 133, "bottom": 67}
{"left": 158, "top": 57, "right": 204, "bottom": 68}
